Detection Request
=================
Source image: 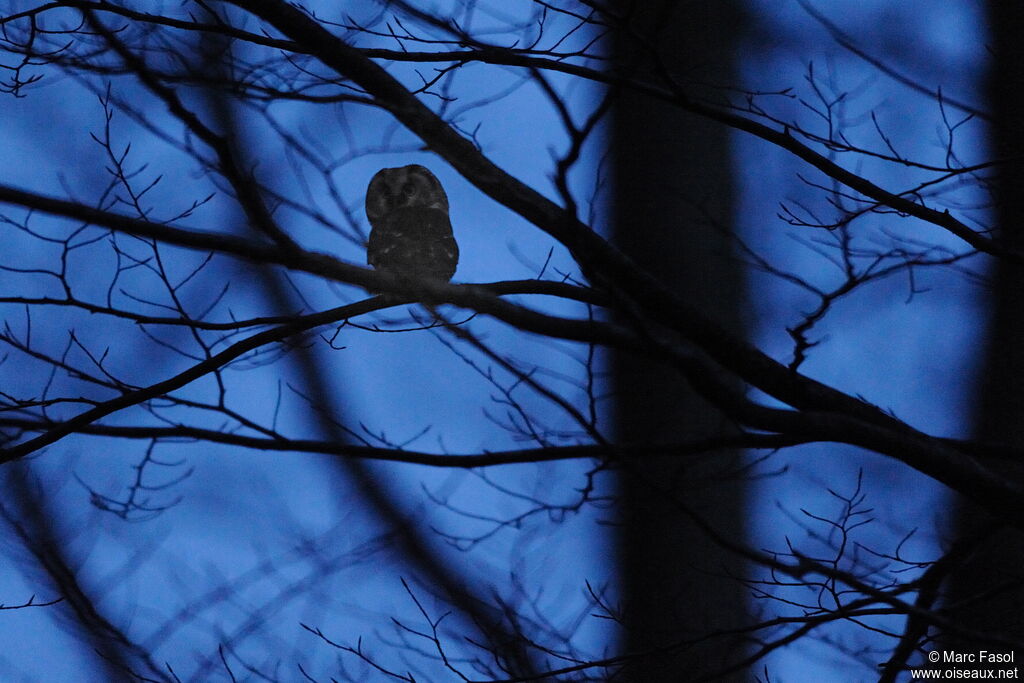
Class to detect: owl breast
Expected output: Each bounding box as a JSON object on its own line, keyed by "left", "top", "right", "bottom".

{"left": 367, "top": 206, "right": 459, "bottom": 282}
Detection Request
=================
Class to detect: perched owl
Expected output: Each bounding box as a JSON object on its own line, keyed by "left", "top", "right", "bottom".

{"left": 365, "top": 165, "right": 459, "bottom": 284}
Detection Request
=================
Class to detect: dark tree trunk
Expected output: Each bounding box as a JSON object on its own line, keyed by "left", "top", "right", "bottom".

{"left": 612, "top": 2, "right": 749, "bottom": 679}
{"left": 944, "top": 0, "right": 1024, "bottom": 659}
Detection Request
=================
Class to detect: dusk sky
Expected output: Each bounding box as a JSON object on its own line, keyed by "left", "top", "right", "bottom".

{"left": 0, "top": 1, "right": 999, "bottom": 680}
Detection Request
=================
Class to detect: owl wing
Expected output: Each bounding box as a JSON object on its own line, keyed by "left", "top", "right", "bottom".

{"left": 367, "top": 206, "right": 458, "bottom": 282}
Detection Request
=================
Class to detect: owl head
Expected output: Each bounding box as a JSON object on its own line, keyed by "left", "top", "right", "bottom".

{"left": 365, "top": 164, "right": 450, "bottom": 227}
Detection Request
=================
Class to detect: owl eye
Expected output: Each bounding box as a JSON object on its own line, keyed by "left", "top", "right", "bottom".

{"left": 401, "top": 182, "right": 416, "bottom": 197}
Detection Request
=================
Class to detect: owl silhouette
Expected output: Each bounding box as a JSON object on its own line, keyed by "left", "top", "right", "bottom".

{"left": 365, "top": 165, "right": 459, "bottom": 284}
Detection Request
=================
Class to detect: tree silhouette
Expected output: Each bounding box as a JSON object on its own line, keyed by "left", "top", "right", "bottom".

{"left": 0, "top": 1, "right": 1018, "bottom": 680}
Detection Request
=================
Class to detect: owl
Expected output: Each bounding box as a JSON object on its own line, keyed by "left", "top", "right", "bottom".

{"left": 365, "top": 165, "right": 459, "bottom": 284}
